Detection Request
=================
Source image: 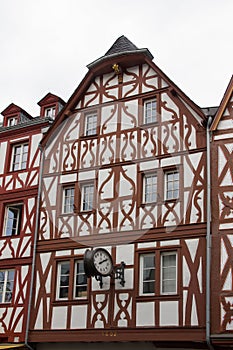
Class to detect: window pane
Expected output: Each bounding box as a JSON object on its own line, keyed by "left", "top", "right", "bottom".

{"left": 82, "top": 184, "right": 94, "bottom": 211}
{"left": 143, "top": 281, "right": 154, "bottom": 294}
{"left": 161, "top": 253, "right": 177, "bottom": 294}
{"left": 166, "top": 171, "right": 179, "bottom": 200}
{"left": 144, "top": 174, "right": 157, "bottom": 203}
{"left": 75, "top": 261, "right": 87, "bottom": 298}
{"left": 0, "top": 270, "right": 15, "bottom": 303}
{"left": 86, "top": 113, "right": 97, "bottom": 136}
{"left": 58, "top": 262, "right": 70, "bottom": 299}
{"left": 140, "top": 254, "right": 155, "bottom": 295}
{"left": 144, "top": 99, "right": 157, "bottom": 124}
{"left": 63, "top": 187, "right": 74, "bottom": 213}
{"left": 5, "top": 205, "right": 22, "bottom": 236}
{"left": 12, "top": 144, "right": 28, "bottom": 171}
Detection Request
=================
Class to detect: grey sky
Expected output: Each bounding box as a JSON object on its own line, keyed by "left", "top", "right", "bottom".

{"left": 0, "top": 0, "right": 232, "bottom": 119}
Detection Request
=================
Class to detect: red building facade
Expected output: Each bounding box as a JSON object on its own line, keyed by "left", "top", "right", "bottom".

{"left": 0, "top": 37, "right": 232, "bottom": 350}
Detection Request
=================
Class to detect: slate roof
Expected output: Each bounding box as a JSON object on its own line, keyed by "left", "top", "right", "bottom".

{"left": 105, "top": 35, "right": 139, "bottom": 56}
{"left": 87, "top": 35, "right": 153, "bottom": 69}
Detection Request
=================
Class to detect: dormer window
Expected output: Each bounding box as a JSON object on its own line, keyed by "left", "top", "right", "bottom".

{"left": 45, "top": 106, "right": 56, "bottom": 119}
{"left": 7, "top": 117, "right": 18, "bottom": 127}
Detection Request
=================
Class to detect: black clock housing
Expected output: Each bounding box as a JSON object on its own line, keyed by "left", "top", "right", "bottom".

{"left": 84, "top": 248, "right": 113, "bottom": 277}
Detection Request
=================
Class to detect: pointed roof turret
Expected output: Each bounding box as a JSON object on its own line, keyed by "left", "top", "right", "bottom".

{"left": 104, "top": 35, "right": 139, "bottom": 56}
{"left": 87, "top": 35, "right": 153, "bottom": 71}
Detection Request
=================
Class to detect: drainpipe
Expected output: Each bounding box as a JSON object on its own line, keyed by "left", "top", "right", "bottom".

{"left": 25, "top": 144, "right": 45, "bottom": 350}
{"left": 206, "top": 116, "right": 214, "bottom": 350}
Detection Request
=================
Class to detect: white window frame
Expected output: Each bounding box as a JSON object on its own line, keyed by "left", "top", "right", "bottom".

{"left": 160, "top": 251, "right": 177, "bottom": 295}
{"left": 165, "top": 170, "right": 179, "bottom": 200}
{"left": 63, "top": 186, "right": 75, "bottom": 214}
{"left": 143, "top": 173, "right": 157, "bottom": 203}
{"left": 144, "top": 98, "right": 157, "bottom": 124}
{"left": 7, "top": 117, "right": 18, "bottom": 126}
{"left": 73, "top": 260, "right": 87, "bottom": 299}
{"left": 3, "top": 204, "right": 22, "bottom": 236}
{"left": 85, "top": 112, "right": 97, "bottom": 136}
{"left": 139, "top": 253, "right": 155, "bottom": 296}
{"left": 44, "top": 106, "right": 56, "bottom": 119}
{"left": 0, "top": 269, "right": 15, "bottom": 303}
{"left": 81, "top": 183, "right": 94, "bottom": 211}
{"left": 56, "top": 261, "right": 70, "bottom": 300}
{"left": 11, "top": 143, "right": 29, "bottom": 171}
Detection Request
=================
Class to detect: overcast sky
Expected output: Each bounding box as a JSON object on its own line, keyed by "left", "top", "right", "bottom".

{"left": 0, "top": 0, "right": 232, "bottom": 120}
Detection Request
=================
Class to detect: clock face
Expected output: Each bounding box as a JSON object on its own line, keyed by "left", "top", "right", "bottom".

{"left": 93, "top": 249, "right": 113, "bottom": 276}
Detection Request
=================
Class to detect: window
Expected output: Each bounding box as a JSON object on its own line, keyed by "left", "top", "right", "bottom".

{"left": 0, "top": 270, "right": 15, "bottom": 303}
{"left": 4, "top": 204, "right": 22, "bottom": 236}
{"left": 139, "top": 251, "right": 178, "bottom": 296}
{"left": 144, "top": 99, "right": 157, "bottom": 124}
{"left": 139, "top": 254, "right": 155, "bottom": 295}
{"left": 45, "top": 106, "right": 56, "bottom": 119}
{"left": 74, "top": 260, "right": 87, "bottom": 298}
{"left": 7, "top": 117, "right": 17, "bottom": 126}
{"left": 63, "top": 187, "right": 74, "bottom": 214}
{"left": 57, "top": 261, "right": 70, "bottom": 300}
{"left": 56, "top": 260, "right": 87, "bottom": 301}
{"left": 161, "top": 252, "right": 177, "bottom": 294}
{"left": 143, "top": 173, "right": 157, "bottom": 203}
{"left": 11, "top": 143, "right": 28, "bottom": 171}
{"left": 165, "top": 170, "right": 179, "bottom": 200}
{"left": 81, "top": 183, "right": 94, "bottom": 211}
{"left": 85, "top": 112, "right": 97, "bottom": 136}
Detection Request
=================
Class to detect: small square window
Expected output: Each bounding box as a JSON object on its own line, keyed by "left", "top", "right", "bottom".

{"left": 3, "top": 204, "right": 23, "bottom": 236}
{"left": 144, "top": 99, "right": 157, "bottom": 124}
{"left": 0, "top": 270, "right": 15, "bottom": 303}
{"left": 139, "top": 254, "right": 155, "bottom": 295}
{"left": 161, "top": 252, "right": 177, "bottom": 294}
{"left": 11, "top": 143, "right": 28, "bottom": 171}
{"left": 85, "top": 113, "right": 97, "bottom": 136}
{"left": 45, "top": 106, "right": 56, "bottom": 119}
{"left": 81, "top": 183, "right": 94, "bottom": 211}
{"left": 143, "top": 173, "right": 157, "bottom": 203}
{"left": 165, "top": 171, "right": 179, "bottom": 200}
{"left": 63, "top": 187, "right": 74, "bottom": 214}
{"left": 7, "top": 117, "right": 18, "bottom": 126}
{"left": 74, "top": 260, "right": 87, "bottom": 299}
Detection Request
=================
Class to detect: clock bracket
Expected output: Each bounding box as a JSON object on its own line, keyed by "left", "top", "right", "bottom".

{"left": 95, "top": 261, "right": 125, "bottom": 289}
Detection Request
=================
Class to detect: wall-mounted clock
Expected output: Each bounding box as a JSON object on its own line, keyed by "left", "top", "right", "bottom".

{"left": 84, "top": 248, "right": 114, "bottom": 277}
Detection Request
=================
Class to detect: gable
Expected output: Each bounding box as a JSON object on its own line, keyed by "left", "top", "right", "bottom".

{"left": 211, "top": 76, "right": 233, "bottom": 131}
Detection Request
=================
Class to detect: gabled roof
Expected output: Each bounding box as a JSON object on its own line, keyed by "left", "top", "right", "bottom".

{"left": 1, "top": 103, "right": 32, "bottom": 119}
{"left": 210, "top": 75, "right": 233, "bottom": 131}
{"left": 41, "top": 36, "right": 206, "bottom": 147}
{"left": 38, "top": 92, "right": 66, "bottom": 107}
{"left": 87, "top": 35, "right": 153, "bottom": 70}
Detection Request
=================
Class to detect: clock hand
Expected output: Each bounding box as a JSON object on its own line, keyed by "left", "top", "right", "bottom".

{"left": 99, "top": 258, "right": 108, "bottom": 265}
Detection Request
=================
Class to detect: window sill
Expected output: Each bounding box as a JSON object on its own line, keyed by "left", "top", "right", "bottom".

{"left": 52, "top": 298, "right": 89, "bottom": 306}
{"left": 80, "top": 134, "right": 98, "bottom": 139}
{"left": 136, "top": 294, "right": 180, "bottom": 302}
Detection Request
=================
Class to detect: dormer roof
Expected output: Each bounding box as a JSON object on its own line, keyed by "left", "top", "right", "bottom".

{"left": 37, "top": 92, "right": 65, "bottom": 107}
{"left": 1, "top": 103, "right": 33, "bottom": 119}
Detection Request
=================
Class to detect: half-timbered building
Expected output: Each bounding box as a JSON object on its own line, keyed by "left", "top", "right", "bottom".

{"left": 29, "top": 36, "right": 211, "bottom": 350}
{"left": 210, "top": 76, "right": 233, "bottom": 349}
{"left": 0, "top": 94, "right": 65, "bottom": 348}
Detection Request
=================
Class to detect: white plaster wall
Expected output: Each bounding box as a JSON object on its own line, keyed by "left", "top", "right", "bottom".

{"left": 136, "top": 302, "right": 155, "bottom": 326}
{"left": 160, "top": 301, "right": 179, "bottom": 326}
{"left": 51, "top": 306, "right": 68, "bottom": 329}
{"left": 0, "top": 141, "right": 7, "bottom": 174}
{"left": 71, "top": 305, "right": 87, "bottom": 329}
